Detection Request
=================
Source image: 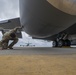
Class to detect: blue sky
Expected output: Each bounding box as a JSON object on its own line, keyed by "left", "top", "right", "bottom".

{"left": 0, "top": 0, "right": 52, "bottom": 47}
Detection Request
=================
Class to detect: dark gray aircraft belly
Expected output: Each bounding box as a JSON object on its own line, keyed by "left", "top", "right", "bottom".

{"left": 19, "top": 0, "right": 76, "bottom": 38}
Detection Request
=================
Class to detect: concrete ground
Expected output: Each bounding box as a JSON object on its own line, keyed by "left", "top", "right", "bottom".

{"left": 0, "top": 47, "right": 76, "bottom": 75}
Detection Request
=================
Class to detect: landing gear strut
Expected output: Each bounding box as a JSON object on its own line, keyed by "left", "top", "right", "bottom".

{"left": 52, "top": 33, "right": 71, "bottom": 47}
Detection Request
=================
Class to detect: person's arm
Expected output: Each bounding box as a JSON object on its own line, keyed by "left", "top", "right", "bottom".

{"left": 10, "top": 26, "right": 24, "bottom": 33}
{"left": 14, "top": 26, "right": 24, "bottom": 31}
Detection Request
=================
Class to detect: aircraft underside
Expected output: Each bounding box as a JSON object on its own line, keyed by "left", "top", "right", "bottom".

{"left": 19, "top": 0, "right": 76, "bottom": 47}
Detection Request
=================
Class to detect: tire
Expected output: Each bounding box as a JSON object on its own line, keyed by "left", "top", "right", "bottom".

{"left": 64, "top": 39, "right": 71, "bottom": 46}
{"left": 52, "top": 40, "right": 58, "bottom": 47}
{"left": 58, "top": 39, "right": 65, "bottom": 47}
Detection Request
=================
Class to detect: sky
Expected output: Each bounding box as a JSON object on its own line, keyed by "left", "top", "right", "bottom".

{"left": 0, "top": 0, "right": 52, "bottom": 47}
{"left": 0, "top": 0, "right": 19, "bottom": 21}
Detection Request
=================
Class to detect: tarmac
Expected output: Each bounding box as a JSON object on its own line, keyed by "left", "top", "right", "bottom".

{"left": 0, "top": 47, "right": 76, "bottom": 75}
{"left": 0, "top": 47, "right": 76, "bottom": 55}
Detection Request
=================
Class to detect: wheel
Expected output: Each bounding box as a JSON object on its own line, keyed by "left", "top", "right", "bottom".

{"left": 58, "top": 39, "right": 65, "bottom": 47}
{"left": 52, "top": 40, "right": 58, "bottom": 47}
{"left": 64, "top": 39, "right": 71, "bottom": 46}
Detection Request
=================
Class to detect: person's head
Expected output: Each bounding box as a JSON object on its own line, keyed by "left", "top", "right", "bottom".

{"left": 10, "top": 33, "right": 16, "bottom": 38}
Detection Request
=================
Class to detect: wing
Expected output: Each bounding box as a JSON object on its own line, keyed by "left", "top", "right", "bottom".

{"left": 0, "top": 18, "right": 22, "bottom": 38}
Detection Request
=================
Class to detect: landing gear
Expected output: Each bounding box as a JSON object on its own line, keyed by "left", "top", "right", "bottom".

{"left": 64, "top": 39, "right": 71, "bottom": 46}
{"left": 58, "top": 39, "right": 65, "bottom": 47}
{"left": 52, "top": 33, "right": 71, "bottom": 47}
{"left": 52, "top": 40, "right": 58, "bottom": 47}
{"left": 52, "top": 39, "right": 71, "bottom": 47}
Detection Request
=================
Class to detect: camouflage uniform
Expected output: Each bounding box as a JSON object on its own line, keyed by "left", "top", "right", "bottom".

{"left": 0, "top": 26, "right": 23, "bottom": 49}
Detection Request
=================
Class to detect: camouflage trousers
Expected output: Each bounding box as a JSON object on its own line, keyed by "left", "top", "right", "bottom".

{"left": 0, "top": 37, "right": 18, "bottom": 49}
